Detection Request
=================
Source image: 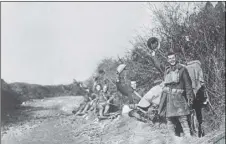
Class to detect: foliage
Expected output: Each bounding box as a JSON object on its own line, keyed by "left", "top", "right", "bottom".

{"left": 149, "top": 2, "right": 225, "bottom": 131}
{"left": 3, "top": 79, "right": 86, "bottom": 102}
{"left": 1, "top": 79, "right": 22, "bottom": 122}
{"left": 87, "top": 2, "right": 225, "bottom": 132}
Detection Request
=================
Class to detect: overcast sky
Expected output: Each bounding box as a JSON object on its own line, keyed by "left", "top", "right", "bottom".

{"left": 3, "top": 2, "right": 214, "bottom": 85}
{"left": 2, "top": 2, "right": 158, "bottom": 85}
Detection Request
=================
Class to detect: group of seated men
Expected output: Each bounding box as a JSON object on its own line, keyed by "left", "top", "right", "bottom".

{"left": 72, "top": 82, "right": 115, "bottom": 118}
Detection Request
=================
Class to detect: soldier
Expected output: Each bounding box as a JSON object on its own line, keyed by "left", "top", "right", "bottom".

{"left": 116, "top": 64, "right": 139, "bottom": 105}
{"left": 186, "top": 60, "right": 207, "bottom": 137}
{"left": 72, "top": 87, "right": 91, "bottom": 116}
{"left": 92, "top": 74, "right": 107, "bottom": 116}
{"left": 97, "top": 84, "right": 116, "bottom": 117}
{"left": 147, "top": 37, "right": 195, "bottom": 138}
{"left": 93, "top": 84, "right": 104, "bottom": 117}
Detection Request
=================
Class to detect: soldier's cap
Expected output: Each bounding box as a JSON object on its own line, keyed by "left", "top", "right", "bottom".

{"left": 147, "top": 37, "right": 158, "bottom": 49}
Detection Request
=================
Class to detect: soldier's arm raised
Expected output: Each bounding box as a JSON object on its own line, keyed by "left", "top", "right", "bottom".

{"left": 148, "top": 51, "right": 165, "bottom": 75}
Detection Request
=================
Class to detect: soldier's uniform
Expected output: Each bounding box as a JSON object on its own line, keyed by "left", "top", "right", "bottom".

{"left": 97, "top": 85, "right": 110, "bottom": 117}
{"left": 146, "top": 37, "right": 195, "bottom": 137}
{"left": 93, "top": 76, "right": 112, "bottom": 117}
{"left": 72, "top": 89, "right": 90, "bottom": 115}
{"left": 116, "top": 75, "right": 135, "bottom": 104}
{"left": 161, "top": 63, "right": 195, "bottom": 137}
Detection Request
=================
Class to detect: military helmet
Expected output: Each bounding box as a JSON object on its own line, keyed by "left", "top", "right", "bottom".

{"left": 116, "top": 64, "right": 127, "bottom": 74}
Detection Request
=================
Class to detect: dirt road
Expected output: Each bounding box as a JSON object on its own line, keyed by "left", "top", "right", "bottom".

{"left": 1, "top": 96, "right": 225, "bottom": 144}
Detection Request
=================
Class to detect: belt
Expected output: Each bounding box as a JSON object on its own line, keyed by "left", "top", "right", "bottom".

{"left": 162, "top": 87, "right": 184, "bottom": 94}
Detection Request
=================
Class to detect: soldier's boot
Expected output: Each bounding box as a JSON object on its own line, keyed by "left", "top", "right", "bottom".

{"left": 167, "top": 118, "right": 181, "bottom": 143}
{"left": 75, "top": 103, "right": 87, "bottom": 115}
{"left": 179, "top": 116, "right": 192, "bottom": 137}
{"left": 196, "top": 109, "right": 205, "bottom": 138}
{"left": 167, "top": 118, "right": 176, "bottom": 135}
{"left": 198, "top": 124, "right": 205, "bottom": 137}
{"left": 128, "top": 109, "right": 147, "bottom": 123}
{"left": 74, "top": 107, "right": 83, "bottom": 115}
{"left": 103, "top": 104, "right": 110, "bottom": 115}
{"left": 72, "top": 110, "right": 77, "bottom": 114}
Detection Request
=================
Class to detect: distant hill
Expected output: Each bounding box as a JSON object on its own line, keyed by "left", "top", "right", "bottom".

{"left": 8, "top": 81, "right": 86, "bottom": 102}
{"left": 1, "top": 79, "right": 86, "bottom": 123}
{"left": 1, "top": 79, "right": 22, "bottom": 121}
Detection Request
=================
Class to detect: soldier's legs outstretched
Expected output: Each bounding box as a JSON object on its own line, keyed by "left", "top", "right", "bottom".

{"left": 98, "top": 104, "right": 104, "bottom": 117}
{"left": 81, "top": 103, "right": 90, "bottom": 114}
{"left": 73, "top": 102, "right": 86, "bottom": 115}
{"left": 103, "top": 104, "right": 110, "bottom": 115}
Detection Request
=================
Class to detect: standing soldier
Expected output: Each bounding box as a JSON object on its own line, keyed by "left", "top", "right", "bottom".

{"left": 186, "top": 60, "right": 207, "bottom": 137}
{"left": 147, "top": 37, "right": 195, "bottom": 138}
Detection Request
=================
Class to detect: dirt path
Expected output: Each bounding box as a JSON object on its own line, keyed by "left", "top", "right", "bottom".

{"left": 1, "top": 96, "right": 84, "bottom": 144}
{"left": 1, "top": 96, "right": 225, "bottom": 144}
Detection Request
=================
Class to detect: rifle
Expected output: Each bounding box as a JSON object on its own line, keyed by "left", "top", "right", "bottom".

{"left": 133, "top": 90, "right": 142, "bottom": 99}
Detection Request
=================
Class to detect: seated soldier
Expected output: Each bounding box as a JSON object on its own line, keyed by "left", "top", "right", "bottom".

{"left": 79, "top": 89, "right": 94, "bottom": 115}
{"left": 72, "top": 88, "right": 91, "bottom": 115}
{"left": 137, "top": 80, "right": 164, "bottom": 113}
{"left": 95, "top": 83, "right": 116, "bottom": 117}
{"left": 128, "top": 80, "right": 165, "bottom": 123}
{"left": 97, "top": 84, "right": 109, "bottom": 117}
{"left": 90, "top": 84, "right": 104, "bottom": 117}
{"left": 100, "top": 84, "right": 116, "bottom": 116}
{"left": 87, "top": 93, "right": 98, "bottom": 112}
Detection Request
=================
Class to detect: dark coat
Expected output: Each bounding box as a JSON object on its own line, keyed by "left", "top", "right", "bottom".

{"left": 116, "top": 75, "right": 135, "bottom": 104}
{"left": 163, "top": 63, "right": 195, "bottom": 117}
{"left": 149, "top": 55, "right": 195, "bottom": 117}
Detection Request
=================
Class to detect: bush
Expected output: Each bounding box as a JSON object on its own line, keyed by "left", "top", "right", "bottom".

{"left": 88, "top": 2, "right": 225, "bottom": 133}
